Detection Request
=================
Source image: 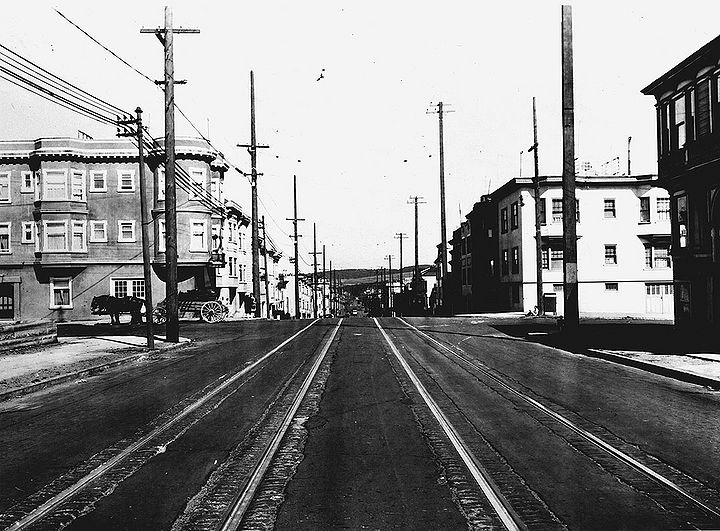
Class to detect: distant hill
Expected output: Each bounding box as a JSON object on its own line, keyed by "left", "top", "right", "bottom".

{"left": 335, "top": 266, "right": 432, "bottom": 286}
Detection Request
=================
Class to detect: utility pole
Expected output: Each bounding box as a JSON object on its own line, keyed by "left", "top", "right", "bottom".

{"left": 408, "top": 196, "right": 426, "bottom": 281}
{"left": 427, "top": 103, "right": 453, "bottom": 312}
{"left": 238, "top": 71, "right": 270, "bottom": 318}
{"left": 395, "top": 233, "right": 407, "bottom": 289}
{"left": 141, "top": 7, "right": 199, "bottom": 343}
{"left": 627, "top": 136, "right": 632, "bottom": 176}
{"left": 322, "top": 244, "right": 327, "bottom": 317}
{"left": 287, "top": 175, "right": 304, "bottom": 319}
{"left": 562, "top": 5, "right": 579, "bottom": 329}
{"left": 329, "top": 260, "right": 333, "bottom": 316}
{"left": 117, "top": 109, "right": 154, "bottom": 349}
{"left": 386, "top": 255, "right": 394, "bottom": 316}
{"left": 309, "top": 223, "right": 321, "bottom": 319}
{"left": 261, "top": 216, "right": 271, "bottom": 319}
{"left": 529, "top": 97, "right": 544, "bottom": 316}
{"left": 519, "top": 150, "right": 524, "bottom": 178}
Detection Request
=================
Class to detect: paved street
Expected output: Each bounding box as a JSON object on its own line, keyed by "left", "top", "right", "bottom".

{"left": 1, "top": 317, "right": 720, "bottom": 530}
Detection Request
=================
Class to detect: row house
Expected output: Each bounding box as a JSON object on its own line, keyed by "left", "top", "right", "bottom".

{"left": 642, "top": 34, "right": 720, "bottom": 330}
{"left": 447, "top": 175, "right": 673, "bottom": 319}
{"left": 213, "top": 200, "right": 252, "bottom": 317}
{"left": 0, "top": 136, "right": 242, "bottom": 321}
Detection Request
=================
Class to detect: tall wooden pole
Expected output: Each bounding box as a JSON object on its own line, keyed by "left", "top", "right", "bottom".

{"left": 532, "top": 98, "right": 544, "bottom": 316}
{"left": 312, "top": 223, "right": 318, "bottom": 318}
{"left": 250, "top": 72, "right": 262, "bottom": 317}
{"left": 261, "top": 216, "right": 271, "bottom": 319}
{"left": 322, "top": 243, "right": 327, "bottom": 317}
{"left": 395, "top": 232, "right": 406, "bottom": 289}
{"left": 438, "top": 102, "right": 448, "bottom": 310}
{"left": 562, "top": 5, "right": 579, "bottom": 328}
{"left": 387, "top": 254, "right": 394, "bottom": 315}
{"left": 136, "top": 108, "right": 154, "bottom": 349}
{"left": 292, "top": 175, "right": 300, "bottom": 319}
{"left": 329, "top": 260, "right": 333, "bottom": 317}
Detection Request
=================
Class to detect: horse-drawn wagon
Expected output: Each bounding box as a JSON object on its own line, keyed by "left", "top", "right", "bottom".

{"left": 153, "top": 289, "right": 229, "bottom": 324}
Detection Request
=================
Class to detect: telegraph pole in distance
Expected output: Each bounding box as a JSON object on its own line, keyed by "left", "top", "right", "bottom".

{"left": 529, "top": 97, "right": 544, "bottom": 316}
{"left": 287, "top": 175, "right": 304, "bottom": 319}
{"left": 141, "top": 7, "right": 199, "bottom": 343}
{"left": 329, "top": 260, "right": 333, "bottom": 317}
{"left": 309, "top": 223, "right": 320, "bottom": 318}
{"left": 238, "top": 71, "right": 269, "bottom": 318}
{"left": 561, "top": 5, "right": 579, "bottom": 329}
{"left": 322, "top": 244, "right": 327, "bottom": 317}
{"left": 261, "top": 216, "right": 271, "bottom": 319}
{"left": 395, "top": 232, "right": 407, "bottom": 289}
{"left": 386, "top": 254, "right": 394, "bottom": 316}
{"left": 427, "top": 102, "right": 453, "bottom": 313}
{"left": 408, "top": 196, "right": 426, "bottom": 281}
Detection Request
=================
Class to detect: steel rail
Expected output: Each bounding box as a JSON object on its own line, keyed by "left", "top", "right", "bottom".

{"left": 220, "top": 318, "right": 344, "bottom": 531}
{"left": 5, "top": 320, "right": 320, "bottom": 531}
{"left": 374, "top": 318, "right": 524, "bottom": 531}
{"left": 397, "top": 317, "right": 720, "bottom": 521}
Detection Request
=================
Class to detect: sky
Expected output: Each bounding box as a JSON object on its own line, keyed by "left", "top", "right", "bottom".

{"left": 2, "top": 1, "right": 720, "bottom": 271}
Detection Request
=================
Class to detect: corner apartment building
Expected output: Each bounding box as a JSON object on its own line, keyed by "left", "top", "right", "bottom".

{"left": 0, "top": 136, "right": 240, "bottom": 321}
{"left": 449, "top": 175, "right": 673, "bottom": 318}
{"left": 642, "top": 34, "right": 720, "bottom": 330}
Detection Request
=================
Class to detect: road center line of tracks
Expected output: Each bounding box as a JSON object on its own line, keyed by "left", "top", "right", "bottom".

{"left": 6, "top": 319, "right": 322, "bottom": 531}
{"left": 396, "top": 317, "right": 720, "bottom": 520}
{"left": 221, "top": 318, "right": 343, "bottom": 531}
{"left": 374, "top": 318, "right": 522, "bottom": 531}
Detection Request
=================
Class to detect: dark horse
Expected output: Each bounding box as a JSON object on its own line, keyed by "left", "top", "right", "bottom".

{"left": 91, "top": 295, "right": 144, "bottom": 325}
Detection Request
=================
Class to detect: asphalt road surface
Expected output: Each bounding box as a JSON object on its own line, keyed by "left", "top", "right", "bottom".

{"left": 1, "top": 316, "right": 719, "bottom": 530}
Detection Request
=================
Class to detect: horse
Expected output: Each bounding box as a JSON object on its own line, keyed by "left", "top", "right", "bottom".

{"left": 91, "top": 295, "right": 145, "bottom": 325}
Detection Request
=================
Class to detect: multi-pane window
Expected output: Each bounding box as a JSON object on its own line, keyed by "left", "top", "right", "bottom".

{"left": 605, "top": 282, "right": 619, "bottom": 292}
{"left": 0, "top": 172, "right": 10, "bottom": 203}
{"left": 501, "top": 249, "right": 509, "bottom": 275}
{"left": 44, "top": 221, "right": 67, "bottom": 251}
{"left": 500, "top": 208, "right": 508, "bottom": 233}
{"left": 21, "top": 221, "right": 34, "bottom": 244}
{"left": 640, "top": 197, "right": 650, "bottom": 223}
{"left": 688, "top": 88, "right": 696, "bottom": 141}
{"left": 190, "top": 221, "right": 207, "bottom": 251}
{"left": 212, "top": 223, "right": 221, "bottom": 250}
{"left": 89, "top": 220, "right": 107, "bottom": 242}
{"left": 21, "top": 171, "right": 34, "bottom": 193}
{"left": 538, "top": 198, "right": 546, "bottom": 225}
{"left": 43, "top": 170, "right": 68, "bottom": 200}
{"left": 158, "top": 220, "right": 166, "bottom": 252}
{"left": 656, "top": 198, "right": 670, "bottom": 221}
{"left": 71, "top": 221, "right": 86, "bottom": 251}
{"left": 676, "top": 195, "right": 688, "bottom": 248}
{"left": 157, "top": 168, "right": 165, "bottom": 200}
{"left": 118, "top": 220, "right": 136, "bottom": 242}
{"left": 541, "top": 246, "right": 563, "bottom": 271}
{"left": 189, "top": 168, "right": 206, "bottom": 200}
{"left": 89, "top": 170, "right": 107, "bottom": 192}
{"left": 113, "top": 278, "right": 145, "bottom": 299}
{"left": 0, "top": 223, "right": 10, "bottom": 253}
{"left": 603, "top": 199, "right": 616, "bottom": 218}
{"left": 645, "top": 243, "right": 671, "bottom": 269}
{"left": 117, "top": 170, "right": 135, "bottom": 192}
{"left": 553, "top": 283, "right": 563, "bottom": 292}
{"left": 552, "top": 199, "right": 563, "bottom": 223}
{"left": 510, "top": 202, "right": 519, "bottom": 230}
{"left": 71, "top": 170, "right": 86, "bottom": 201}
{"left": 511, "top": 247, "right": 520, "bottom": 274}
{"left": 604, "top": 244, "right": 617, "bottom": 265}
{"left": 50, "top": 278, "right": 72, "bottom": 308}
{"left": 660, "top": 102, "right": 671, "bottom": 154}
{"left": 674, "top": 94, "right": 686, "bottom": 148}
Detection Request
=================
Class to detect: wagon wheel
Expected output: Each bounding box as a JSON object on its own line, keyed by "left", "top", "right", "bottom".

{"left": 200, "top": 301, "right": 225, "bottom": 323}
{"left": 153, "top": 307, "right": 167, "bottom": 324}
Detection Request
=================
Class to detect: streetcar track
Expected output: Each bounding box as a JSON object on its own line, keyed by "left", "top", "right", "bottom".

{"left": 0, "top": 320, "right": 320, "bottom": 531}
{"left": 396, "top": 316, "right": 720, "bottom": 527}
{"left": 374, "top": 317, "right": 525, "bottom": 531}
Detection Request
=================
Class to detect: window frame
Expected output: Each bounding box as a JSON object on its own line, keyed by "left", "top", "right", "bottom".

{"left": 117, "top": 220, "right": 137, "bottom": 243}
{"left": 604, "top": 244, "right": 618, "bottom": 266}
{"left": 603, "top": 198, "right": 616, "bottom": 219}
{"left": 552, "top": 198, "right": 563, "bottom": 223}
{"left": 510, "top": 202, "right": 519, "bottom": 230}
{"left": 89, "top": 170, "right": 107, "bottom": 192}
{"left": 158, "top": 219, "right": 166, "bottom": 252}
{"left": 117, "top": 169, "right": 136, "bottom": 193}
{"left": 21, "top": 171, "right": 34, "bottom": 193}
{"left": 89, "top": 220, "right": 108, "bottom": 243}
{"left": 21, "top": 221, "right": 34, "bottom": 244}
{"left": 189, "top": 167, "right": 206, "bottom": 200}
{"left": 500, "top": 207, "right": 509, "bottom": 233}
{"left": 157, "top": 168, "right": 165, "bottom": 200}
{"left": 0, "top": 172, "right": 11, "bottom": 203}
{"left": 49, "top": 277, "right": 73, "bottom": 309}
{"left": 511, "top": 246, "right": 520, "bottom": 274}
{"left": 604, "top": 282, "right": 619, "bottom": 292}
{"left": 0, "top": 222, "right": 11, "bottom": 253}
{"left": 71, "top": 220, "right": 87, "bottom": 252}
{"left": 190, "top": 220, "right": 208, "bottom": 252}
{"left": 70, "top": 169, "right": 86, "bottom": 202}
{"left": 656, "top": 197, "right": 670, "bottom": 221}
{"left": 112, "top": 278, "right": 146, "bottom": 299}
{"left": 43, "top": 220, "right": 68, "bottom": 252}
{"left": 501, "top": 249, "right": 509, "bottom": 276}
{"left": 639, "top": 196, "right": 651, "bottom": 223}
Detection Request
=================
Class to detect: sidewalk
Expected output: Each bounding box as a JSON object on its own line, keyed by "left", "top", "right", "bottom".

{"left": 0, "top": 326, "right": 190, "bottom": 401}
{"left": 485, "top": 317, "right": 720, "bottom": 389}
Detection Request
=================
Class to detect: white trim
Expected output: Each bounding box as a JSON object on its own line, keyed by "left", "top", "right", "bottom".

{"left": 189, "top": 219, "right": 207, "bottom": 251}
{"left": 0, "top": 222, "right": 11, "bottom": 253}
{"left": 43, "top": 220, "right": 68, "bottom": 251}
{"left": 89, "top": 170, "right": 107, "bottom": 192}
{"left": 71, "top": 169, "right": 87, "bottom": 202}
{"left": 20, "top": 171, "right": 34, "bottom": 193}
{"left": 49, "top": 277, "right": 73, "bottom": 309}
{"left": 42, "top": 168, "right": 69, "bottom": 201}
{"left": 157, "top": 168, "right": 165, "bottom": 200}
{"left": 71, "top": 220, "right": 87, "bottom": 252}
{"left": 158, "top": 219, "right": 166, "bottom": 252}
{"left": 117, "top": 220, "right": 136, "bottom": 242}
{"left": 89, "top": 220, "right": 108, "bottom": 242}
{"left": 117, "top": 169, "right": 136, "bottom": 192}
{"left": 0, "top": 172, "right": 10, "bottom": 203}
{"left": 21, "top": 221, "right": 34, "bottom": 244}
{"left": 111, "top": 277, "right": 146, "bottom": 299}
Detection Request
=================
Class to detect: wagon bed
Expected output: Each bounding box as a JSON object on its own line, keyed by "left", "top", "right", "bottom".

{"left": 153, "top": 289, "right": 229, "bottom": 324}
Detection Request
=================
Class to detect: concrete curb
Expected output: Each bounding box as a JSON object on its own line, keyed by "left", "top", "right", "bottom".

{"left": 585, "top": 348, "right": 720, "bottom": 389}
{"left": 0, "top": 338, "right": 192, "bottom": 403}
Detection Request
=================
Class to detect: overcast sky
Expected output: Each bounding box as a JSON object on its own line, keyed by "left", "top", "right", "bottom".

{"left": 3, "top": 1, "right": 720, "bottom": 271}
